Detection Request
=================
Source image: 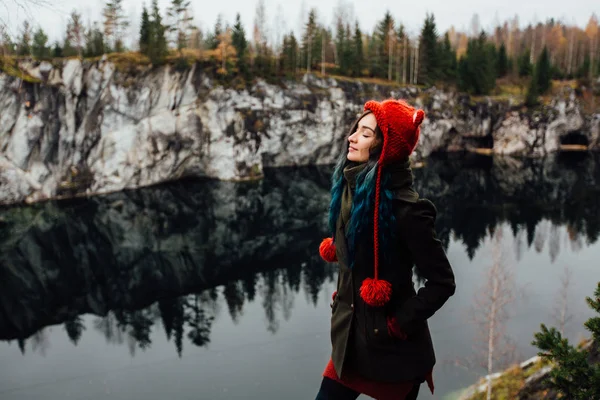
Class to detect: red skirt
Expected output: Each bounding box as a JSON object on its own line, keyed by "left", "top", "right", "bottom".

{"left": 322, "top": 358, "right": 434, "bottom": 400}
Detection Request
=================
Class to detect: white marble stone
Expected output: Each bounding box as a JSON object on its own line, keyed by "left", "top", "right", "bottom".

{"left": 0, "top": 59, "right": 598, "bottom": 205}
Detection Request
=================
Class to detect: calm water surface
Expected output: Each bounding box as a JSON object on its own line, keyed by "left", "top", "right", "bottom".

{"left": 1, "top": 153, "right": 599, "bottom": 400}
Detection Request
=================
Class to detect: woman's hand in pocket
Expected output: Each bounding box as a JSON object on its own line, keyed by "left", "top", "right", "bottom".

{"left": 386, "top": 316, "right": 408, "bottom": 340}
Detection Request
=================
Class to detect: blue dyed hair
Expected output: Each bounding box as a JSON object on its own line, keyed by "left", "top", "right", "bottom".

{"left": 327, "top": 111, "right": 396, "bottom": 268}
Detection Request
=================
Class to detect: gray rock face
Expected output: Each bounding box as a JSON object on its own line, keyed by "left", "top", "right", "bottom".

{"left": 0, "top": 60, "right": 598, "bottom": 205}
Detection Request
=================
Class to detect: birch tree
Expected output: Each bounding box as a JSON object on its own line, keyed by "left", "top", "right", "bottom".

{"left": 0, "top": 0, "right": 51, "bottom": 30}
{"left": 471, "top": 227, "right": 517, "bottom": 400}
{"left": 253, "top": 0, "right": 269, "bottom": 73}
{"left": 103, "top": 0, "right": 128, "bottom": 52}
{"left": 66, "top": 11, "right": 85, "bottom": 57}
{"left": 552, "top": 266, "right": 573, "bottom": 337}
{"left": 585, "top": 14, "right": 598, "bottom": 80}
{"left": 167, "top": 0, "right": 193, "bottom": 51}
{"left": 16, "top": 20, "right": 32, "bottom": 55}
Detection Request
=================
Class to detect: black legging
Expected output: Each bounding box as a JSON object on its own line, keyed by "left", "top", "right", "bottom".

{"left": 315, "top": 377, "right": 421, "bottom": 400}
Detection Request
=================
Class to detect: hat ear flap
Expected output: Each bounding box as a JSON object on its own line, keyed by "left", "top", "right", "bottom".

{"left": 413, "top": 109, "right": 425, "bottom": 127}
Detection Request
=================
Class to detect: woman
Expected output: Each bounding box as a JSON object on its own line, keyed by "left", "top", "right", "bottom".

{"left": 316, "top": 99, "right": 456, "bottom": 400}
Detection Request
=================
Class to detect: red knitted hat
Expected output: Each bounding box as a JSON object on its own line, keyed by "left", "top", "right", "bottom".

{"left": 361, "top": 99, "right": 424, "bottom": 306}
{"left": 320, "top": 99, "right": 425, "bottom": 307}
{"left": 363, "top": 99, "right": 424, "bottom": 165}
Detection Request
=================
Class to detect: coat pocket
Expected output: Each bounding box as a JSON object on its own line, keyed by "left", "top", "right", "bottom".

{"left": 330, "top": 291, "right": 339, "bottom": 314}
{"left": 363, "top": 306, "right": 397, "bottom": 348}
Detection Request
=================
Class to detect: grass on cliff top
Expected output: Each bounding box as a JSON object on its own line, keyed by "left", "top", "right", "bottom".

{"left": 108, "top": 49, "right": 222, "bottom": 67}
{"left": 0, "top": 55, "right": 42, "bottom": 83}
{"left": 96, "top": 51, "right": 427, "bottom": 90}
{"left": 466, "top": 78, "right": 584, "bottom": 106}
{"left": 2, "top": 52, "right": 596, "bottom": 112}
{"left": 468, "top": 79, "right": 526, "bottom": 104}
{"left": 461, "top": 357, "right": 554, "bottom": 400}
{"left": 327, "top": 73, "right": 426, "bottom": 89}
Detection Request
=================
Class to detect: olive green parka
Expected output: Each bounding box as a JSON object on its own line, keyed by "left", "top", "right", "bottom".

{"left": 330, "top": 161, "right": 456, "bottom": 383}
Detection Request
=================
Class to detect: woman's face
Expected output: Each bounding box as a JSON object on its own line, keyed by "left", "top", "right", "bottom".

{"left": 347, "top": 113, "right": 379, "bottom": 163}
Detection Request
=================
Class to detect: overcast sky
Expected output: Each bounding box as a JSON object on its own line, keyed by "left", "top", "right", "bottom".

{"left": 1, "top": 0, "right": 598, "bottom": 46}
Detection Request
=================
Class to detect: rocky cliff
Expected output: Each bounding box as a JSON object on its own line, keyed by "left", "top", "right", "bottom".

{"left": 1, "top": 58, "right": 598, "bottom": 205}
{"left": 459, "top": 339, "right": 599, "bottom": 400}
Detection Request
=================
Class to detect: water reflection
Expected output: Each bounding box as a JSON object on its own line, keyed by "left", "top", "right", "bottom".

{"left": 416, "top": 153, "right": 600, "bottom": 259}
{"left": 1, "top": 154, "right": 600, "bottom": 358}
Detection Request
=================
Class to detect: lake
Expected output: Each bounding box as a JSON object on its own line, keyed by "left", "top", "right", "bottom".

{"left": 1, "top": 153, "right": 599, "bottom": 400}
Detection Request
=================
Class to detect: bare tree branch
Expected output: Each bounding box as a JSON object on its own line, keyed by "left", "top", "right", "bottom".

{"left": 470, "top": 227, "right": 519, "bottom": 400}
{"left": 0, "top": 0, "right": 53, "bottom": 37}
{"left": 552, "top": 266, "right": 574, "bottom": 337}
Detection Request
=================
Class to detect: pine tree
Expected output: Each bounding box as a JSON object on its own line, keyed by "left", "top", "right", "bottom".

{"left": 366, "top": 33, "right": 378, "bottom": 77}
{"left": 52, "top": 41, "right": 64, "bottom": 58}
{"left": 16, "top": 21, "right": 32, "bottom": 56}
{"left": 587, "top": 284, "right": 600, "bottom": 339}
{"left": 282, "top": 32, "right": 298, "bottom": 77}
{"left": 375, "top": 11, "right": 394, "bottom": 80}
{"left": 438, "top": 32, "right": 457, "bottom": 83}
{"left": 352, "top": 22, "right": 364, "bottom": 77}
{"left": 532, "top": 282, "right": 600, "bottom": 399}
{"left": 0, "top": 27, "right": 14, "bottom": 56}
{"left": 139, "top": 5, "right": 151, "bottom": 54}
{"left": 334, "top": 17, "right": 347, "bottom": 74}
{"left": 252, "top": 0, "right": 270, "bottom": 75}
{"left": 367, "top": 11, "right": 394, "bottom": 79}
{"left": 167, "top": 0, "right": 193, "bottom": 51}
{"left": 341, "top": 23, "right": 353, "bottom": 76}
{"left": 31, "top": 27, "right": 50, "bottom": 59}
{"left": 497, "top": 42, "right": 509, "bottom": 77}
{"left": 84, "top": 23, "right": 106, "bottom": 57}
{"left": 302, "top": 9, "right": 319, "bottom": 73}
{"left": 148, "top": 0, "right": 168, "bottom": 64}
{"left": 536, "top": 46, "right": 552, "bottom": 94}
{"left": 419, "top": 13, "right": 439, "bottom": 85}
{"left": 518, "top": 50, "right": 532, "bottom": 77}
{"left": 63, "top": 38, "right": 77, "bottom": 57}
{"left": 205, "top": 15, "right": 222, "bottom": 50}
{"left": 458, "top": 32, "right": 496, "bottom": 95}
{"left": 487, "top": 41, "right": 498, "bottom": 78}
{"left": 577, "top": 54, "right": 591, "bottom": 79}
{"left": 231, "top": 13, "right": 248, "bottom": 75}
{"left": 394, "top": 24, "right": 405, "bottom": 83}
{"left": 525, "top": 69, "right": 540, "bottom": 107}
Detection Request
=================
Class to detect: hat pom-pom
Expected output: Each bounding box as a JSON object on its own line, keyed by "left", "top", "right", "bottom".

{"left": 413, "top": 109, "right": 425, "bottom": 127}
{"left": 359, "top": 278, "right": 392, "bottom": 307}
{"left": 319, "top": 237, "right": 337, "bottom": 263}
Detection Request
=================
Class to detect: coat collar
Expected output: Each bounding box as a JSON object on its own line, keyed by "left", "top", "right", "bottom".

{"left": 342, "top": 162, "right": 367, "bottom": 190}
{"left": 342, "top": 160, "right": 418, "bottom": 203}
{"left": 385, "top": 160, "right": 419, "bottom": 203}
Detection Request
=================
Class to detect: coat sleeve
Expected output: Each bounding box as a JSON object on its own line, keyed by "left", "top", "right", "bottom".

{"left": 393, "top": 199, "right": 456, "bottom": 335}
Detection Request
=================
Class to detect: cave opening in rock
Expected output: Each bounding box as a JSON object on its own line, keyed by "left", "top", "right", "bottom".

{"left": 465, "top": 135, "right": 494, "bottom": 148}
{"left": 462, "top": 134, "right": 494, "bottom": 155}
{"left": 560, "top": 131, "right": 589, "bottom": 146}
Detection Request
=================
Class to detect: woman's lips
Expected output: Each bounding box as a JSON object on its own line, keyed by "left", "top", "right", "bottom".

{"left": 349, "top": 146, "right": 357, "bottom": 152}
